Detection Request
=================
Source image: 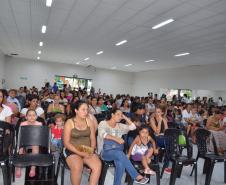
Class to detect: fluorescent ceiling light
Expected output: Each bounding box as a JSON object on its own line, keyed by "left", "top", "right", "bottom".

{"left": 76, "top": 62, "right": 80, "bottom": 65}
{"left": 174, "top": 52, "right": 190, "bottom": 57}
{"left": 152, "top": 19, "right": 174, "bottom": 29}
{"left": 41, "top": 25, "right": 47, "bottom": 33}
{"left": 115, "top": 40, "right": 127, "bottom": 46}
{"left": 37, "top": 57, "right": 40, "bottom": 60}
{"left": 144, "top": 59, "right": 155, "bottom": 63}
{"left": 84, "top": 57, "right": 90, "bottom": 61}
{"left": 111, "top": 66, "right": 116, "bottom": 69}
{"left": 125, "top": 64, "right": 132, "bottom": 67}
{"left": 96, "top": 51, "right": 103, "bottom": 55}
{"left": 39, "top": 42, "right": 43, "bottom": 46}
{"left": 46, "top": 0, "right": 53, "bottom": 7}
{"left": 38, "top": 51, "right": 41, "bottom": 54}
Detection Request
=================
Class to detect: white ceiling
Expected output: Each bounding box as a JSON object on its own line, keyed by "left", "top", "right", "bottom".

{"left": 0, "top": 0, "right": 226, "bottom": 72}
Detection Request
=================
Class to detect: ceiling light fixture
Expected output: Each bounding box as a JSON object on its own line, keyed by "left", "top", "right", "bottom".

{"left": 84, "top": 57, "right": 90, "bottom": 61}
{"left": 125, "top": 64, "right": 132, "bottom": 67}
{"left": 115, "top": 40, "right": 127, "bottom": 46}
{"left": 37, "top": 57, "right": 40, "bottom": 60}
{"left": 152, "top": 19, "right": 174, "bottom": 29}
{"left": 111, "top": 66, "right": 116, "bottom": 69}
{"left": 174, "top": 52, "right": 190, "bottom": 57}
{"left": 38, "top": 51, "right": 41, "bottom": 54}
{"left": 144, "top": 59, "right": 155, "bottom": 63}
{"left": 76, "top": 62, "right": 80, "bottom": 65}
{"left": 46, "top": 0, "right": 53, "bottom": 7}
{"left": 41, "top": 25, "right": 47, "bottom": 33}
{"left": 96, "top": 51, "right": 103, "bottom": 55}
{"left": 39, "top": 42, "right": 43, "bottom": 46}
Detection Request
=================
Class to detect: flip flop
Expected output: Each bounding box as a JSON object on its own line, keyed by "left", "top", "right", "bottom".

{"left": 144, "top": 168, "right": 156, "bottom": 175}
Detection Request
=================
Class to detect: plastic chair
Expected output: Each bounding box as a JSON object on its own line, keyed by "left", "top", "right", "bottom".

{"left": 94, "top": 113, "right": 106, "bottom": 123}
{"left": 10, "top": 125, "right": 55, "bottom": 184}
{"left": 55, "top": 148, "right": 69, "bottom": 185}
{"left": 161, "top": 128, "right": 197, "bottom": 185}
{"left": 98, "top": 160, "right": 115, "bottom": 185}
{"left": 190, "top": 128, "right": 226, "bottom": 185}
{"left": 0, "top": 121, "right": 14, "bottom": 185}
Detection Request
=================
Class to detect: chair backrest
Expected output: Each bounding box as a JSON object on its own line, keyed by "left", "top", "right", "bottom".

{"left": 195, "top": 128, "right": 210, "bottom": 156}
{"left": 94, "top": 113, "right": 106, "bottom": 123}
{"left": 0, "top": 121, "right": 14, "bottom": 156}
{"left": 178, "top": 129, "right": 193, "bottom": 158}
{"left": 164, "top": 128, "right": 180, "bottom": 158}
{"left": 17, "top": 125, "right": 51, "bottom": 153}
{"left": 41, "top": 101, "right": 51, "bottom": 113}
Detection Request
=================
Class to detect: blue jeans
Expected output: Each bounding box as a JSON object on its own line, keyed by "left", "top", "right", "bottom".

{"left": 51, "top": 138, "right": 62, "bottom": 149}
{"left": 101, "top": 150, "right": 139, "bottom": 185}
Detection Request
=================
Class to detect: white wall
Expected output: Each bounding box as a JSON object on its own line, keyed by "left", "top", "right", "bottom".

{"left": 4, "top": 56, "right": 226, "bottom": 99}
{"left": 132, "top": 63, "right": 226, "bottom": 99}
{"left": 0, "top": 50, "right": 6, "bottom": 88}
{"left": 5, "top": 57, "right": 133, "bottom": 95}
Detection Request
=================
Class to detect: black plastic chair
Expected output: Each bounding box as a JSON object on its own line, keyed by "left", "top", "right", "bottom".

{"left": 55, "top": 148, "right": 69, "bottom": 185}
{"left": 190, "top": 128, "right": 226, "bottom": 185}
{"left": 10, "top": 125, "right": 55, "bottom": 184}
{"left": 161, "top": 128, "right": 197, "bottom": 185}
{"left": 0, "top": 121, "right": 14, "bottom": 185}
{"left": 94, "top": 112, "right": 107, "bottom": 123}
{"left": 41, "top": 101, "right": 51, "bottom": 114}
{"left": 98, "top": 160, "right": 115, "bottom": 185}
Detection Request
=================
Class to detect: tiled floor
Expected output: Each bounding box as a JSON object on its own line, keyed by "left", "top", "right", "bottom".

{"left": 1, "top": 146, "right": 226, "bottom": 185}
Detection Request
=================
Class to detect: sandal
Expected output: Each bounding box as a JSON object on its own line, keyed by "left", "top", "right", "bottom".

{"left": 144, "top": 168, "right": 156, "bottom": 175}
{"left": 134, "top": 177, "right": 149, "bottom": 184}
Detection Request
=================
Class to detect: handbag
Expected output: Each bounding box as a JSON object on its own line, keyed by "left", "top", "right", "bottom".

{"left": 75, "top": 145, "right": 94, "bottom": 154}
{"left": 103, "top": 140, "right": 124, "bottom": 151}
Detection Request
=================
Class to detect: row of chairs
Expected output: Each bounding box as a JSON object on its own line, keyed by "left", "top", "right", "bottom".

{"left": 1, "top": 119, "right": 226, "bottom": 185}
{"left": 55, "top": 128, "right": 226, "bottom": 185}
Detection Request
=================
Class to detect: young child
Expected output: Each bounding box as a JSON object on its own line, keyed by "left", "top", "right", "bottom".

{"left": 51, "top": 114, "right": 65, "bottom": 151}
{"left": 16, "top": 109, "right": 42, "bottom": 178}
{"left": 174, "top": 108, "right": 183, "bottom": 128}
{"left": 128, "top": 125, "right": 157, "bottom": 175}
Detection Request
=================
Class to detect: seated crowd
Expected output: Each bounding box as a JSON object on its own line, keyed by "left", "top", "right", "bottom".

{"left": 0, "top": 83, "right": 226, "bottom": 185}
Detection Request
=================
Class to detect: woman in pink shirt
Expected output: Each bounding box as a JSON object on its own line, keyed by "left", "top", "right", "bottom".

{"left": 16, "top": 109, "right": 42, "bottom": 178}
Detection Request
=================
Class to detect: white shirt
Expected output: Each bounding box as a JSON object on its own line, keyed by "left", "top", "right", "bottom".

{"left": 21, "top": 107, "right": 44, "bottom": 117}
{"left": 182, "top": 109, "right": 192, "bottom": 124}
{"left": 115, "top": 99, "right": 122, "bottom": 108}
{"left": 7, "top": 96, "right": 21, "bottom": 111}
{"left": 218, "top": 100, "right": 223, "bottom": 107}
{"left": 146, "top": 103, "right": 155, "bottom": 112}
{"left": 0, "top": 104, "right": 13, "bottom": 121}
{"left": 89, "top": 105, "right": 101, "bottom": 115}
{"left": 97, "top": 120, "right": 136, "bottom": 154}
